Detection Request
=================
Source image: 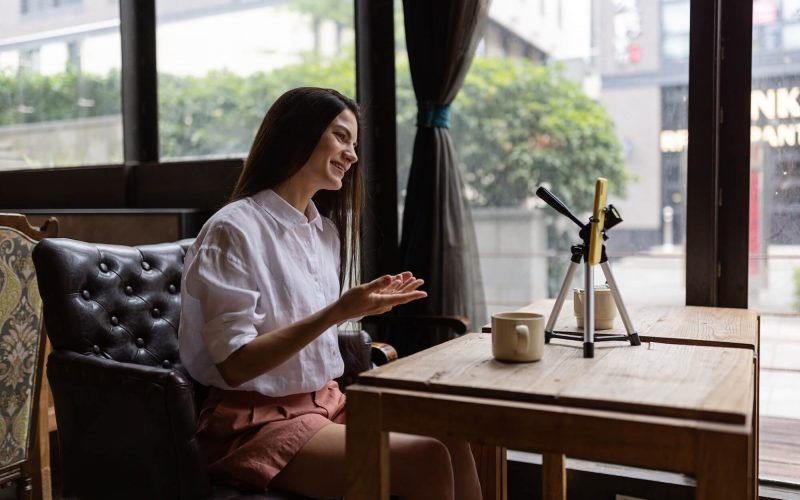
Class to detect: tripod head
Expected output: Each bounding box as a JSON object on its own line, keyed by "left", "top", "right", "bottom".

{"left": 535, "top": 185, "right": 623, "bottom": 244}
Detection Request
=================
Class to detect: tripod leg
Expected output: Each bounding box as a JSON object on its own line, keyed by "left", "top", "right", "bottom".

{"left": 545, "top": 261, "right": 580, "bottom": 343}
{"left": 584, "top": 262, "right": 595, "bottom": 358}
{"left": 600, "top": 261, "right": 641, "bottom": 346}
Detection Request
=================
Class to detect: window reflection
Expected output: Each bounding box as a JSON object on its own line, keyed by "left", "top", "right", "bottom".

{"left": 396, "top": 0, "right": 688, "bottom": 316}
{"left": 0, "top": 2, "right": 121, "bottom": 169}
{"left": 156, "top": 0, "right": 355, "bottom": 162}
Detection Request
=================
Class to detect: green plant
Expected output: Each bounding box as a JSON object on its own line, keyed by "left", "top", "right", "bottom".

{"left": 0, "top": 54, "right": 629, "bottom": 216}
{"left": 0, "top": 70, "right": 121, "bottom": 125}
{"left": 451, "top": 58, "right": 629, "bottom": 212}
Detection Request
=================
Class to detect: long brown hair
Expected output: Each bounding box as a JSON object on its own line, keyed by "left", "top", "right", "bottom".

{"left": 228, "top": 87, "right": 362, "bottom": 289}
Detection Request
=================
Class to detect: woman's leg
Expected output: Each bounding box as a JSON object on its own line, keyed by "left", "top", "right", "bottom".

{"left": 441, "top": 439, "right": 483, "bottom": 500}
{"left": 270, "top": 423, "right": 474, "bottom": 500}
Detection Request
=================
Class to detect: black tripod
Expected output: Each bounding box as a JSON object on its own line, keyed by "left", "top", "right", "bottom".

{"left": 536, "top": 186, "right": 640, "bottom": 358}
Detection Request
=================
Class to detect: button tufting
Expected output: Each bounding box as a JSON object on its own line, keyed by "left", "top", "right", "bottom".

{"left": 152, "top": 308, "right": 161, "bottom": 318}
{"left": 82, "top": 290, "right": 91, "bottom": 300}
{"left": 142, "top": 261, "right": 151, "bottom": 271}
{"left": 92, "top": 345, "right": 101, "bottom": 354}
{"left": 162, "top": 360, "right": 171, "bottom": 369}
{"left": 110, "top": 316, "right": 119, "bottom": 326}
{"left": 99, "top": 262, "right": 108, "bottom": 272}
{"left": 135, "top": 338, "right": 144, "bottom": 347}
{"left": 124, "top": 285, "right": 133, "bottom": 295}
{"left": 168, "top": 284, "right": 177, "bottom": 294}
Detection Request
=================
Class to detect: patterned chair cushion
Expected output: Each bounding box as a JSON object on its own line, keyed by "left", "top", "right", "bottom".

{"left": 0, "top": 227, "right": 44, "bottom": 469}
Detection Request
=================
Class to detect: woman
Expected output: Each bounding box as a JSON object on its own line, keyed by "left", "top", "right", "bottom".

{"left": 178, "top": 87, "right": 482, "bottom": 500}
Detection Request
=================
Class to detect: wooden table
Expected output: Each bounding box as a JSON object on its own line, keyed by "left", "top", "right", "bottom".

{"left": 346, "top": 306, "right": 758, "bottom": 499}
{"left": 504, "top": 300, "right": 762, "bottom": 492}
{"left": 490, "top": 300, "right": 759, "bottom": 350}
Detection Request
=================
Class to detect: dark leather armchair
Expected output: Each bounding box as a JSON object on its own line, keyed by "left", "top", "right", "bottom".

{"left": 361, "top": 314, "right": 469, "bottom": 358}
{"left": 32, "top": 238, "right": 381, "bottom": 500}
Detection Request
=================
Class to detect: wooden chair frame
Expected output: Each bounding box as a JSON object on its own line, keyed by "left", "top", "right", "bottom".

{"left": 0, "top": 214, "right": 58, "bottom": 500}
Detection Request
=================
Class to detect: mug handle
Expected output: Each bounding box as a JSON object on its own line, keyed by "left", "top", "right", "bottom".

{"left": 515, "top": 324, "right": 529, "bottom": 354}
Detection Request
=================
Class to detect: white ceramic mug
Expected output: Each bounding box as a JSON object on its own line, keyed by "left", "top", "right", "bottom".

{"left": 574, "top": 286, "right": 617, "bottom": 330}
{"left": 491, "top": 312, "right": 545, "bottom": 362}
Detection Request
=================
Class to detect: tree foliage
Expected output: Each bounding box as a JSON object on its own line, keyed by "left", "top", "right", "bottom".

{"left": 287, "top": 0, "right": 353, "bottom": 27}
{"left": 158, "top": 58, "right": 355, "bottom": 159}
{"left": 0, "top": 56, "right": 627, "bottom": 211}
{"left": 0, "top": 70, "right": 120, "bottom": 125}
{"left": 452, "top": 58, "right": 629, "bottom": 212}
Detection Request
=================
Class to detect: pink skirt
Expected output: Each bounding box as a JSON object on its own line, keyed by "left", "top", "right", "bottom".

{"left": 196, "top": 380, "right": 346, "bottom": 491}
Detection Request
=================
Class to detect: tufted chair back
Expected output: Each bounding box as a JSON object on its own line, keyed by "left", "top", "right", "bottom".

{"left": 32, "top": 238, "right": 359, "bottom": 500}
{"left": 36, "top": 238, "right": 188, "bottom": 370}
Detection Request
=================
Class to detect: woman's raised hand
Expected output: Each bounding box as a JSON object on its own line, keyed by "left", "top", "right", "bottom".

{"left": 333, "top": 272, "right": 427, "bottom": 322}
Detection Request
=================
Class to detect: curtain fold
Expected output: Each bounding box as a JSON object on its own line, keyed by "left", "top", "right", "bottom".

{"left": 395, "top": 0, "right": 490, "bottom": 354}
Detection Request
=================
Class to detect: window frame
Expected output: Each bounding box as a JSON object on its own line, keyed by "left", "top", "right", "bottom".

{"left": 0, "top": 0, "right": 752, "bottom": 307}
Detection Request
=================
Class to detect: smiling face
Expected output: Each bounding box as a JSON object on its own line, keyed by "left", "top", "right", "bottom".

{"left": 295, "top": 109, "right": 359, "bottom": 193}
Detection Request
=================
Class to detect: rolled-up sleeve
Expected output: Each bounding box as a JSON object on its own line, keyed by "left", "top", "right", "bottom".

{"left": 184, "top": 229, "right": 262, "bottom": 364}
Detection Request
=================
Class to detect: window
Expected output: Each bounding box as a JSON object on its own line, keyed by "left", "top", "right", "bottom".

{"left": 21, "top": 0, "right": 81, "bottom": 16}
{"left": 156, "top": 0, "right": 355, "bottom": 162}
{"left": 0, "top": 2, "right": 121, "bottom": 170}
{"left": 662, "top": 0, "right": 690, "bottom": 61}
{"left": 749, "top": 14, "right": 800, "bottom": 314}
{"left": 396, "top": 0, "right": 688, "bottom": 318}
{"left": 751, "top": 0, "right": 800, "bottom": 479}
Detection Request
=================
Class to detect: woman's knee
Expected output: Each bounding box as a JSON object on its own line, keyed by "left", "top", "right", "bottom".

{"left": 390, "top": 434, "right": 454, "bottom": 496}
{"left": 407, "top": 436, "right": 452, "bottom": 468}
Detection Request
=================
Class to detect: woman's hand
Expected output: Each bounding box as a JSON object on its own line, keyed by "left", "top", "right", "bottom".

{"left": 333, "top": 272, "right": 427, "bottom": 323}
{"left": 216, "top": 272, "right": 425, "bottom": 387}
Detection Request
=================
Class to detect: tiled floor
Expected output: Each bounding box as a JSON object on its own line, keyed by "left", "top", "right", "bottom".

{"left": 759, "top": 314, "right": 800, "bottom": 486}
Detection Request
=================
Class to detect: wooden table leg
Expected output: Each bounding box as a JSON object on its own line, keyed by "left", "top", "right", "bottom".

{"left": 346, "top": 387, "right": 390, "bottom": 500}
{"left": 542, "top": 453, "right": 566, "bottom": 500}
{"left": 753, "top": 335, "right": 760, "bottom": 500}
{"left": 696, "top": 430, "right": 751, "bottom": 500}
{"left": 471, "top": 444, "right": 506, "bottom": 500}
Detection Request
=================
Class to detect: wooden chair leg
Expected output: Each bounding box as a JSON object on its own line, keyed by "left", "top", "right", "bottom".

{"left": 29, "top": 339, "right": 53, "bottom": 500}
{"left": 17, "top": 475, "right": 33, "bottom": 500}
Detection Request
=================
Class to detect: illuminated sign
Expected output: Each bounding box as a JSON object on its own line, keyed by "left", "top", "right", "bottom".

{"left": 660, "top": 86, "right": 800, "bottom": 152}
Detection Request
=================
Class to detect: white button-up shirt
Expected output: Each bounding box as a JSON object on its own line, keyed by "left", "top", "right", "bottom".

{"left": 178, "top": 189, "right": 344, "bottom": 396}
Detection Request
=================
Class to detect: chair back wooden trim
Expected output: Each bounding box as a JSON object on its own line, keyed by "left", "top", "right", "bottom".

{"left": 0, "top": 214, "right": 58, "bottom": 241}
{"left": 0, "top": 213, "right": 58, "bottom": 500}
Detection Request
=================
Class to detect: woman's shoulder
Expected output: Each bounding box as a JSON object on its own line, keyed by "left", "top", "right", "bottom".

{"left": 320, "top": 215, "right": 340, "bottom": 241}
{"left": 196, "top": 199, "right": 259, "bottom": 246}
{"left": 320, "top": 215, "right": 337, "bottom": 232}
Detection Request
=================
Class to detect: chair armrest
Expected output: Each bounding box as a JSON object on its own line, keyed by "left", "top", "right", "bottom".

{"left": 360, "top": 314, "right": 470, "bottom": 356}
{"left": 47, "top": 350, "right": 209, "bottom": 500}
{"left": 361, "top": 314, "right": 470, "bottom": 334}
{"left": 335, "top": 329, "right": 371, "bottom": 389}
{"left": 335, "top": 329, "right": 399, "bottom": 389}
{"left": 370, "top": 342, "right": 398, "bottom": 365}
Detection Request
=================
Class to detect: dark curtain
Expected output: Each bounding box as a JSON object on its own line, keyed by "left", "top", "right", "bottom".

{"left": 394, "top": 0, "right": 489, "bottom": 355}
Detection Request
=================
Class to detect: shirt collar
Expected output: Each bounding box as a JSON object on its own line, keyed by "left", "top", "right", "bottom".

{"left": 251, "top": 189, "right": 324, "bottom": 231}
